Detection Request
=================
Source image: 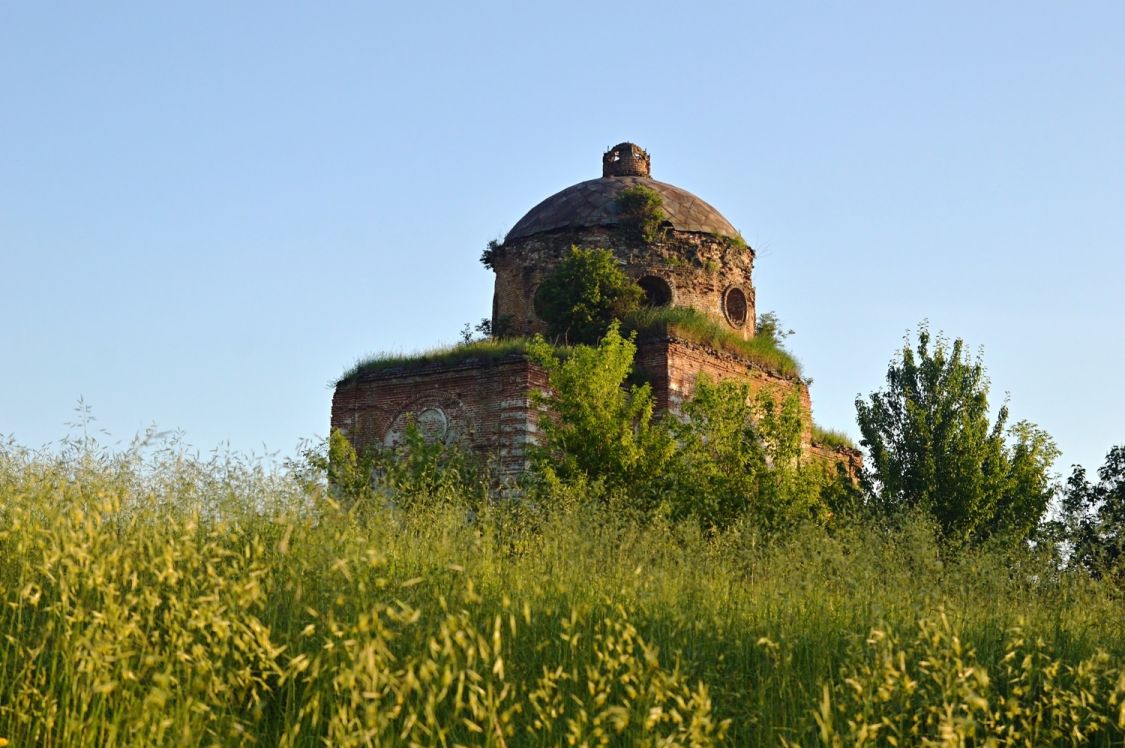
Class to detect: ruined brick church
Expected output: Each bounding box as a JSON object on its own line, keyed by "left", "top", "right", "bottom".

{"left": 332, "top": 143, "right": 856, "bottom": 472}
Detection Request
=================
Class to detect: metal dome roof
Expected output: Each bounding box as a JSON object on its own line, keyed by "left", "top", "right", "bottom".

{"left": 506, "top": 176, "right": 740, "bottom": 241}
{"left": 505, "top": 144, "right": 739, "bottom": 242}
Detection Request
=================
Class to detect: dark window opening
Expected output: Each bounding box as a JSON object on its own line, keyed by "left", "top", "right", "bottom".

{"left": 638, "top": 275, "right": 672, "bottom": 307}
{"left": 531, "top": 283, "right": 547, "bottom": 320}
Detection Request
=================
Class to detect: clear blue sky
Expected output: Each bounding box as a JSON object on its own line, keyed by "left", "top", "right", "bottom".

{"left": 2, "top": 2, "right": 1122, "bottom": 475}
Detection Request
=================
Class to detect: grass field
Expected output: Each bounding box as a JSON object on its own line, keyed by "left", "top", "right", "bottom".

{"left": 1, "top": 438, "right": 1122, "bottom": 746}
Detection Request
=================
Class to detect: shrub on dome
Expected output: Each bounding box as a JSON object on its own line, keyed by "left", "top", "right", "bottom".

{"left": 533, "top": 246, "right": 643, "bottom": 345}
{"left": 615, "top": 184, "right": 668, "bottom": 243}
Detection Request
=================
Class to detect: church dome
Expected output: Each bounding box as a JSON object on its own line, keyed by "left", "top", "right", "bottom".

{"left": 506, "top": 143, "right": 740, "bottom": 241}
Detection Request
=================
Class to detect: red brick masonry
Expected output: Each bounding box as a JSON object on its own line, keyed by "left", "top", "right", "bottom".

{"left": 332, "top": 338, "right": 860, "bottom": 477}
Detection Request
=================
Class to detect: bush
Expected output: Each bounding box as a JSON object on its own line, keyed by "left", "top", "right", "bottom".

{"left": 527, "top": 322, "right": 674, "bottom": 512}
{"left": 310, "top": 425, "right": 489, "bottom": 517}
{"left": 669, "top": 378, "right": 832, "bottom": 532}
{"left": 533, "top": 246, "right": 643, "bottom": 345}
{"left": 615, "top": 184, "right": 668, "bottom": 243}
{"left": 528, "top": 326, "right": 840, "bottom": 533}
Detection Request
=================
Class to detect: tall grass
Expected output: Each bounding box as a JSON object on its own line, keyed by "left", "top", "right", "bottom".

{"left": 623, "top": 306, "right": 803, "bottom": 379}
{"left": 811, "top": 424, "right": 856, "bottom": 451}
{"left": 339, "top": 338, "right": 548, "bottom": 383}
{"left": 0, "top": 438, "right": 1122, "bottom": 745}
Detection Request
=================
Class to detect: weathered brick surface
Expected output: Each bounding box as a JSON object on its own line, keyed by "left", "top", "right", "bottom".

{"left": 331, "top": 337, "right": 849, "bottom": 475}
{"left": 809, "top": 442, "right": 863, "bottom": 482}
{"left": 635, "top": 337, "right": 812, "bottom": 442}
{"left": 331, "top": 356, "right": 548, "bottom": 474}
{"left": 602, "top": 142, "right": 651, "bottom": 178}
{"left": 490, "top": 226, "right": 756, "bottom": 340}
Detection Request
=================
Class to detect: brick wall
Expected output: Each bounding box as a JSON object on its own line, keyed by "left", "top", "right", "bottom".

{"left": 490, "top": 226, "right": 756, "bottom": 340}
{"left": 809, "top": 442, "right": 864, "bottom": 482}
{"left": 635, "top": 337, "right": 812, "bottom": 443}
{"left": 638, "top": 338, "right": 862, "bottom": 473}
{"left": 331, "top": 355, "right": 548, "bottom": 475}
{"left": 332, "top": 339, "right": 860, "bottom": 478}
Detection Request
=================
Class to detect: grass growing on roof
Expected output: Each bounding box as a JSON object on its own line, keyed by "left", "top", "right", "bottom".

{"left": 340, "top": 308, "right": 801, "bottom": 383}
{"left": 338, "top": 338, "right": 550, "bottom": 383}
{"left": 623, "top": 306, "right": 803, "bottom": 379}
{"left": 812, "top": 423, "right": 857, "bottom": 450}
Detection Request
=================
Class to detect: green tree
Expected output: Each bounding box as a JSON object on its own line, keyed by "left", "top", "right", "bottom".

{"left": 534, "top": 246, "right": 643, "bottom": 344}
{"left": 670, "top": 378, "right": 769, "bottom": 529}
{"left": 670, "top": 378, "right": 830, "bottom": 532}
{"left": 526, "top": 318, "right": 846, "bottom": 531}
{"left": 855, "top": 324, "right": 1058, "bottom": 544}
{"left": 527, "top": 322, "right": 674, "bottom": 510}
{"left": 1057, "top": 445, "right": 1125, "bottom": 583}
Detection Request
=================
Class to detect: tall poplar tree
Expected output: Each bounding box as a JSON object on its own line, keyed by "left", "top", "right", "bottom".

{"left": 856, "top": 324, "right": 1058, "bottom": 543}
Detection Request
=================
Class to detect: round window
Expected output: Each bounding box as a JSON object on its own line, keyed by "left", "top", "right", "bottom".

{"left": 383, "top": 398, "right": 465, "bottom": 448}
{"left": 723, "top": 287, "right": 748, "bottom": 327}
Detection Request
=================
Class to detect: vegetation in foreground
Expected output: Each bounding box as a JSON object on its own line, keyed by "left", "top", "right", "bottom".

{"left": 1, "top": 434, "right": 1124, "bottom": 747}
